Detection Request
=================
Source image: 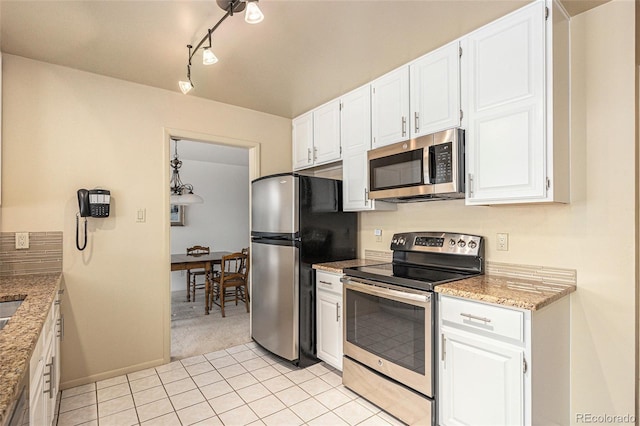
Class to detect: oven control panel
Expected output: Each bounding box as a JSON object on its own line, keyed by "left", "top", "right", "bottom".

{"left": 390, "top": 232, "right": 483, "bottom": 256}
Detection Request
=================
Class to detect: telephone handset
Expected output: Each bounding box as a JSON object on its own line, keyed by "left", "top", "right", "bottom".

{"left": 76, "top": 188, "right": 111, "bottom": 250}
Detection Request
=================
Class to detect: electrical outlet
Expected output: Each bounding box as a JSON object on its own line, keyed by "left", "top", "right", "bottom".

{"left": 15, "top": 232, "right": 29, "bottom": 249}
{"left": 496, "top": 233, "right": 509, "bottom": 251}
{"left": 374, "top": 229, "right": 383, "bottom": 243}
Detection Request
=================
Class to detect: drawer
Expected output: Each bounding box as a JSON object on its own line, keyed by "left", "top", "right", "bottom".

{"left": 440, "top": 295, "right": 524, "bottom": 342}
{"left": 316, "top": 270, "right": 343, "bottom": 295}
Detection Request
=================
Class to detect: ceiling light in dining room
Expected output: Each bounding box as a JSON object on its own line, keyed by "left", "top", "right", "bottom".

{"left": 170, "top": 139, "right": 204, "bottom": 205}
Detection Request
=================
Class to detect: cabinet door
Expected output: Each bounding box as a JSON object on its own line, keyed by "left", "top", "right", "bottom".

{"left": 313, "top": 100, "right": 342, "bottom": 165}
{"left": 292, "top": 112, "right": 313, "bottom": 170}
{"left": 44, "top": 334, "right": 56, "bottom": 425}
{"left": 465, "top": 1, "right": 546, "bottom": 204}
{"left": 343, "top": 150, "right": 372, "bottom": 211}
{"left": 440, "top": 328, "right": 524, "bottom": 426}
{"left": 410, "top": 41, "right": 461, "bottom": 137}
{"left": 341, "top": 86, "right": 371, "bottom": 154}
{"left": 316, "top": 290, "right": 343, "bottom": 370}
{"left": 341, "top": 86, "right": 372, "bottom": 211}
{"left": 30, "top": 359, "right": 46, "bottom": 426}
{"left": 371, "top": 67, "right": 410, "bottom": 148}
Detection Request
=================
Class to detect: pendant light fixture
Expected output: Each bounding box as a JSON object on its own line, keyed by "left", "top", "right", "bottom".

{"left": 178, "top": 0, "right": 264, "bottom": 94}
{"left": 170, "top": 139, "right": 204, "bottom": 205}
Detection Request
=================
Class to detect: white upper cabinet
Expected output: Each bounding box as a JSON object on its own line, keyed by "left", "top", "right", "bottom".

{"left": 313, "top": 100, "right": 342, "bottom": 165}
{"left": 410, "top": 41, "right": 461, "bottom": 137}
{"left": 371, "top": 67, "right": 410, "bottom": 149}
{"left": 292, "top": 112, "right": 314, "bottom": 170}
{"left": 292, "top": 100, "right": 341, "bottom": 170}
{"left": 341, "top": 86, "right": 396, "bottom": 212}
{"left": 465, "top": 0, "right": 570, "bottom": 205}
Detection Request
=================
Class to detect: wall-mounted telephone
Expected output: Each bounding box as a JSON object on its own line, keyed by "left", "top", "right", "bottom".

{"left": 78, "top": 189, "right": 111, "bottom": 218}
{"left": 76, "top": 188, "right": 111, "bottom": 251}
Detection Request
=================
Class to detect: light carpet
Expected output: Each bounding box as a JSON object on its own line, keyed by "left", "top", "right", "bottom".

{"left": 170, "top": 290, "right": 251, "bottom": 361}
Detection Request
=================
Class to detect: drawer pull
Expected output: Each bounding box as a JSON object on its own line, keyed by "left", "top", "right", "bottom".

{"left": 460, "top": 312, "right": 492, "bottom": 323}
{"left": 319, "top": 280, "right": 333, "bottom": 286}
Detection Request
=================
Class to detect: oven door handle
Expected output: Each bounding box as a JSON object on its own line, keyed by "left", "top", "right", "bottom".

{"left": 342, "top": 277, "right": 431, "bottom": 305}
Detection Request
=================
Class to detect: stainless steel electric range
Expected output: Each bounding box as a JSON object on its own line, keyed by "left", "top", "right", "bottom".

{"left": 341, "top": 232, "right": 484, "bottom": 426}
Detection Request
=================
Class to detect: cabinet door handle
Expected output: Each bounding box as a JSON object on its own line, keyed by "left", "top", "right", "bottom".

{"left": 57, "top": 316, "right": 65, "bottom": 340}
{"left": 43, "top": 361, "right": 54, "bottom": 396}
{"left": 313, "top": 147, "right": 318, "bottom": 161}
{"left": 307, "top": 148, "right": 311, "bottom": 163}
{"left": 364, "top": 188, "right": 369, "bottom": 206}
{"left": 336, "top": 302, "right": 340, "bottom": 322}
{"left": 402, "top": 116, "right": 407, "bottom": 137}
{"left": 414, "top": 112, "right": 420, "bottom": 133}
{"left": 460, "top": 312, "right": 492, "bottom": 323}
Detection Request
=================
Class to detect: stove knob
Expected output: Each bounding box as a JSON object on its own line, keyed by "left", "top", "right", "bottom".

{"left": 468, "top": 240, "right": 477, "bottom": 249}
{"left": 399, "top": 238, "right": 406, "bottom": 245}
{"left": 457, "top": 240, "right": 466, "bottom": 248}
{"left": 449, "top": 239, "right": 456, "bottom": 247}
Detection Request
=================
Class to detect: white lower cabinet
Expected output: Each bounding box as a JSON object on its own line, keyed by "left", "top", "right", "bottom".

{"left": 30, "top": 288, "right": 63, "bottom": 426}
{"left": 438, "top": 294, "right": 569, "bottom": 426}
{"left": 315, "top": 270, "right": 343, "bottom": 371}
{"left": 440, "top": 328, "right": 524, "bottom": 425}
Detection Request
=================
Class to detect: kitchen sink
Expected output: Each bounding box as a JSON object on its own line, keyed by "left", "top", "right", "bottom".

{"left": 0, "top": 300, "right": 24, "bottom": 330}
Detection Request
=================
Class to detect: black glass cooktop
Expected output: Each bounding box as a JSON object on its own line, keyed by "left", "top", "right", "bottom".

{"left": 344, "top": 262, "right": 478, "bottom": 292}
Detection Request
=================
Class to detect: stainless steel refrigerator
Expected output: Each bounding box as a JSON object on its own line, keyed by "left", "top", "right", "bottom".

{"left": 251, "top": 173, "right": 357, "bottom": 367}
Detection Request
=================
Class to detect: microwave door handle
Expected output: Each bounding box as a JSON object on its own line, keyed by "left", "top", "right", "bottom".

{"left": 423, "top": 147, "right": 431, "bottom": 185}
{"left": 428, "top": 146, "right": 437, "bottom": 184}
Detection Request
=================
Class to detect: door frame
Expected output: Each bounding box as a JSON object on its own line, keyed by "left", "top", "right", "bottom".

{"left": 162, "top": 127, "right": 261, "bottom": 363}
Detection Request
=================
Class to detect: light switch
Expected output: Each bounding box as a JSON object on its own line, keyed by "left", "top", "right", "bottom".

{"left": 136, "top": 208, "right": 146, "bottom": 223}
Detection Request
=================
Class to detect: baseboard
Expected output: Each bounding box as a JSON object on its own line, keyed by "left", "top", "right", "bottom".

{"left": 60, "top": 357, "right": 166, "bottom": 390}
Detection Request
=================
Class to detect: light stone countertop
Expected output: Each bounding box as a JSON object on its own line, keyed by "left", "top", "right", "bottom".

{"left": 313, "top": 259, "right": 575, "bottom": 311}
{"left": 0, "top": 273, "right": 62, "bottom": 425}
{"left": 435, "top": 274, "right": 576, "bottom": 311}
{"left": 312, "top": 259, "right": 387, "bottom": 274}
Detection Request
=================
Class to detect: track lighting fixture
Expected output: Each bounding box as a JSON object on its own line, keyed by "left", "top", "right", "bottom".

{"left": 178, "top": 0, "right": 264, "bottom": 94}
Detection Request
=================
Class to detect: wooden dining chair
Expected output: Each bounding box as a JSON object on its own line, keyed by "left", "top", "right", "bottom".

{"left": 210, "top": 251, "right": 249, "bottom": 317}
{"left": 186, "top": 245, "right": 209, "bottom": 302}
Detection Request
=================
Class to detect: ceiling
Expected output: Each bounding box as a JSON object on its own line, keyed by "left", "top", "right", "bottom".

{"left": 1, "top": 0, "right": 608, "bottom": 119}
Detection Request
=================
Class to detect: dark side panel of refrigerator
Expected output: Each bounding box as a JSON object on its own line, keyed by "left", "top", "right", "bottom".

{"left": 250, "top": 173, "right": 357, "bottom": 367}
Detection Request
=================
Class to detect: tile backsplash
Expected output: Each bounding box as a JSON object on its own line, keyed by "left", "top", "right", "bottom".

{"left": 0, "top": 232, "right": 63, "bottom": 276}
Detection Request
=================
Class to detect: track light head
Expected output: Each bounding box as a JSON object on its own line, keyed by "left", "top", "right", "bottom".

{"left": 245, "top": 1, "right": 264, "bottom": 24}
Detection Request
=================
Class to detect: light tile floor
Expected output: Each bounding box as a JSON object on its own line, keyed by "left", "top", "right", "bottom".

{"left": 56, "top": 342, "right": 406, "bottom": 426}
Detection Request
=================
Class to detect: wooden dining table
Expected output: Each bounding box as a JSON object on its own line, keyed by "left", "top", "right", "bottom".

{"left": 171, "top": 251, "right": 231, "bottom": 315}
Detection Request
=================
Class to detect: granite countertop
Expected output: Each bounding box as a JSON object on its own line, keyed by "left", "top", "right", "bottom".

{"left": 312, "top": 259, "right": 386, "bottom": 274}
{"left": 435, "top": 274, "right": 576, "bottom": 311}
{"left": 0, "top": 273, "right": 62, "bottom": 425}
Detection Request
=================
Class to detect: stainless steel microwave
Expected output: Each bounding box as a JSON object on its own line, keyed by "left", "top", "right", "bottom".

{"left": 367, "top": 128, "right": 465, "bottom": 202}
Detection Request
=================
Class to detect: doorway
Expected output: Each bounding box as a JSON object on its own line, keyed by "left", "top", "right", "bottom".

{"left": 165, "top": 131, "right": 260, "bottom": 362}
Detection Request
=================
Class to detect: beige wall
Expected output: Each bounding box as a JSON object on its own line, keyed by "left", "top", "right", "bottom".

{"left": 0, "top": 55, "right": 291, "bottom": 387}
{"left": 359, "top": 1, "right": 636, "bottom": 422}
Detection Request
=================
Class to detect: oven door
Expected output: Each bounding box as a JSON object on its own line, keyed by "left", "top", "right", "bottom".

{"left": 343, "top": 277, "right": 433, "bottom": 397}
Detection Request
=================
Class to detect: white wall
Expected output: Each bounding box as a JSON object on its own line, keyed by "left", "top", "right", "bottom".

{"left": 170, "top": 158, "right": 250, "bottom": 292}
{"left": 359, "top": 1, "right": 636, "bottom": 423}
